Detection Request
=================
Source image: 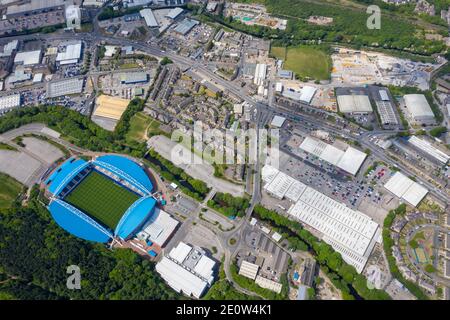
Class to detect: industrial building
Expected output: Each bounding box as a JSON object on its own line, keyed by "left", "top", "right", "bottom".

{"left": 14, "top": 50, "right": 42, "bottom": 66}
{"left": 281, "top": 86, "right": 317, "bottom": 104}
{"left": 403, "top": 94, "right": 435, "bottom": 125}
{"left": 374, "top": 89, "right": 398, "bottom": 126}
{"left": 7, "top": 70, "right": 32, "bottom": 85}
{"left": 253, "top": 63, "right": 267, "bottom": 86}
{"left": 140, "top": 9, "right": 159, "bottom": 28}
{"left": 6, "top": 0, "right": 69, "bottom": 18}
{"left": 255, "top": 276, "right": 282, "bottom": 294}
{"left": 270, "top": 115, "right": 286, "bottom": 128}
{"left": 238, "top": 260, "right": 259, "bottom": 280}
{"left": 407, "top": 136, "right": 450, "bottom": 165}
{"left": 166, "top": 7, "right": 184, "bottom": 20}
{"left": 277, "top": 70, "right": 293, "bottom": 80}
{"left": 337, "top": 94, "right": 373, "bottom": 114}
{"left": 299, "top": 86, "right": 317, "bottom": 104}
{"left": 47, "top": 78, "right": 84, "bottom": 98}
{"left": 93, "top": 95, "right": 130, "bottom": 120}
{"left": 120, "top": 72, "right": 148, "bottom": 84}
{"left": 0, "top": 40, "right": 18, "bottom": 58}
{"left": 262, "top": 164, "right": 379, "bottom": 273}
{"left": 174, "top": 19, "right": 199, "bottom": 35}
{"left": 299, "top": 136, "right": 367, "bottom": 175}
{"left": 136, "top": 207, "right": 179, "bottom": 247}
{"left": 0, "top": 94, "right": 21, "bottom": 114}
{"left": 56, "top": 42, "right": 82, "bottom": 65}
{"left": 156, "top": 242, "right": 216, "bottom": 299}
{"left": 384, "top": 171, "right": 428, "bottom": 207}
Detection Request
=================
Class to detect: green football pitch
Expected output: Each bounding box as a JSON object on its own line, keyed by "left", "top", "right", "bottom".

{"left": 65, "top": 171, "right": 139, "bottom": 230}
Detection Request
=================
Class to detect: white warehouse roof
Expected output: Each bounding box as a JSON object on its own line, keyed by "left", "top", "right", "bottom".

{"left": 337, "top": 95, "right": 373, "bottom": 113}
{"left": 56, "top": 42, "right": 82, "bottom": 63}
{"left": 271, "top": 115, "right": 286, "bottom": 128}
{"left": 407, "top": 136, "right": 449, "bottom": 164}
{"left": 166, "top": 7, "right": 184, "bottom": 19}
{"left": 299, "top": 136, "right": 367, "bottom": 175}
{"left": 337, "top": 147, "right": 368, "bottom": 176}
{"left": 156, "top": 241, "right": 216, "bottom": 299}
{"left": 139, "top": 208, "right": 179, "bottom": 247}
{"left": 47, "top": 78, "right": 84, "bottom": 98}
{"left": 156, "top": 257, "right": 209, "bottom": 299}
{"left": 14, "top": 50, "right": 41, "bottom": 66}
{"left": 403, "top": 94, "right": 434, "bottom": 121}
{"left": 299, "top": 86, "right": 317, "bottom": 104}
{"left": 169, "top": 241, "right": 192, "bottom": 263}
{"left": 263, "top": 164, "right": 379, "bottom": 273}
{"left": 384, "top": 172, "right": 428, "bottom": 207}
{"left": 140, "top": 8, "right": 158, "bottom": 27}
{"left": 263, "top": 170, "right": 296, "bottom": 199}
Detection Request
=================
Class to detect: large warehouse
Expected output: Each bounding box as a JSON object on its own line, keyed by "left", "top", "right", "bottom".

{"left": 156, "top": 242, "right": 217, "bottom": 299}
{"left": 45, "top": 155, "right": 158, "bottom": 243}
{"left": 407, "top": 136, "right": 450, "bottom": 165}
{"left": 384, "top": 171, "right": 428, "bottom": 207}
{"left": 262, "top": 165, "right": 379, "bottom": 273}
{"left": 403, "top": 94, "right": 435, "bottom": 125}
{"left": 299, "top": 136, "right": 367, "bottom": 175}
{"left": 337, "top": 94, "right": 373, "bottom": 114}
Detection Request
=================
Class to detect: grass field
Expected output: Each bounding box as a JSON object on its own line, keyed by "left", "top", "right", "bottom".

{"left": 65, "top": 171, "right": 139, "bottom": 229}
{"left": 270, "top": 46, "right": 331, "bottom": 80}
{"left": 126, "top": 112, "right": 162, "bottom": 142}
{"left": 0, "top": 173, "right": 22, "bottom": 210}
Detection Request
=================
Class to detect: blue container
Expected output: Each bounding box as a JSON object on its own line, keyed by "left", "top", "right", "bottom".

{"left": 148, "top": 250, "right": 157, "bottom": 257}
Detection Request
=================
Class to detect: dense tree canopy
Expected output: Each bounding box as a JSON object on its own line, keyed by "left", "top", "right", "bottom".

{"left": 0, "top": 188, "right": 179, "bottom": 300}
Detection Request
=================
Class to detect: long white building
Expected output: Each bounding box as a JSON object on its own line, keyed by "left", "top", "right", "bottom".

{"left": 155, "top": 242, "right": 216, "bottom": 299}
{"left": 407, "top": 136, "right": 450, "bottom": 165}
{"left": 262, "top": 164, "right": 379, "bottom": 273}
{"left": 254, "top": 63, "right": 267, "bottom": 86}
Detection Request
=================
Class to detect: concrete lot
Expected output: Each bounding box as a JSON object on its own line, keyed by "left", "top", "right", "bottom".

{"left": 201, "top": 209, "right": 235, "bottom": 231}
{"left": 178, "top": 223, "right": 223, "bottom": 261}
{"left": 22, "top": 137, "right": 64, "bottom": 164}
{"left": 0, "top": 150, "right": 43, "bottom": 185}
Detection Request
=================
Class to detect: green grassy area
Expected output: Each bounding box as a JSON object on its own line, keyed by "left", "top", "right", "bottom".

{"left": 0, "top": 173, "right": 22, "bottom": 210}
{"left": 65, "top": 171, "right": 139, "bottom": 229}
{"left": 0, "top": 142, "right": 16, "bottom": 151}
{"left": 126, "top": 112, "right": 164, "bottom": 142}
{"left": 270, "top": 46, "right": 331, "bottom": 80}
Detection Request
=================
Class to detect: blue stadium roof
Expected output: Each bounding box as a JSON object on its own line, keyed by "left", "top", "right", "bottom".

{"left": 45, "top": 157, "right": 90, "bottom": 196}
{"left": 48, "top": 199, "right": 113, "bottom": 243}
{"left": 115, "top": 196, "right": 157, "bottom": 240}
{"left": 93, "top": 155, "right": 153, "bottom": 195}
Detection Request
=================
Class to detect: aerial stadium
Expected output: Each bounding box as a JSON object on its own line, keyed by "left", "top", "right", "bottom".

{"left": 44, "top": 155, "right": 159, "bottom": 244}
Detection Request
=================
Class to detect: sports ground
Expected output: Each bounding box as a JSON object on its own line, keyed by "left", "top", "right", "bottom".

{"left": 270, "top": 46, "right": 331, "bottom": 80}
{"left": 65, "top": 171, "right": 139, "bottom": 229}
